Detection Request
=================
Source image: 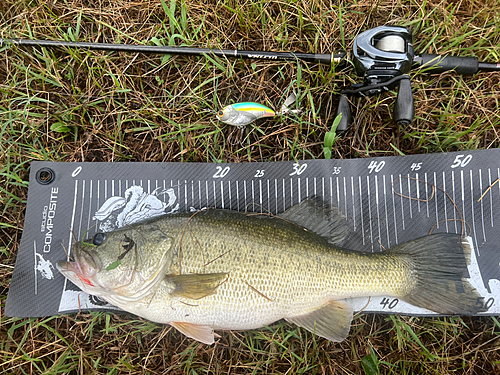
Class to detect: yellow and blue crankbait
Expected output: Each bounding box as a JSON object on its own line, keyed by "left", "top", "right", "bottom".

{"left": 216, "top": 102, "right": 275, "bottom": 128}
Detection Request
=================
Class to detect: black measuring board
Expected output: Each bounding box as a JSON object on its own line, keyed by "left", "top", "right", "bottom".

{"left": 6, "top": 149, "right": 500, "bottom": 318}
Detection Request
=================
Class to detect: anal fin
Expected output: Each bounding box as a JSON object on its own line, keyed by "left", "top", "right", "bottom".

{"left": 285, "top": 300, "right": 353, "bottom": 342}
{"left": 171, "top": 322, "right": 215, "bottom": 345}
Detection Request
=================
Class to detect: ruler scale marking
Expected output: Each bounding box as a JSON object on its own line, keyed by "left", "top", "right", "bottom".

{"left": 375, "top": 175, "right": 382, "bottom": 249}
{"left": 433, "top": 172, "right": 439, "bottom": 229}
{"left": 443, "top": 172, "right": 449, "bottom": 233}
{"left": 425, "top": 173, "right": 429, "bottom": 217}
{"left": 244, "top": 180, "right": 247, "bottom": 212}
{"left": 470, "top": 170, "right": 479, "bottom": 254}
{"left": 416, "top": 173, "right": 421, "bottom": 212}
{"left": 259, "top": 180, "right": 263, "bottom": 213}
{"left": 383, "top": 175, "right": 390, "bottom": 248}
{"left": 297, "top": 178, "right": 301, "bottom": 203}
{"left": 351, "top": 176, "right": 356, "bottom": 230}
{"left": 274, "top": 179, "right": 278, "bottom": 214}
{"left": 452, "top": 171, "right": 458, "bottom": 233}
{"left": 399, "top": 174, "right": 405, "bottom": 230}
{"left": 77, "top": 180, "right": 85, "bottom": 240}
{"left": 488, "top": 169, "right": 493, "bottom": 227}
{"left": 282, "top": 179, "right": 285, "bottom": 212}
{"left": 407, "top": 174, "right": 412, "bottom": 218}
{"left": 391, "top": 174, "right": 398, "bottom": 244}
{"left": 322, "top": 177, "right": 325, "bottom": 202}
{"left": 343, "top": 176, "right": 347, "bottom": 218}
{"left": 359, "top": 176, "right": 365, "bottom": 245}
{"left": 330, "top": 177, "right": 333, "bottom": 208}
{"left": 460, "top": 171, "right": 466, "bottom": 235}
{"left": 367, "top": 176, "right": 374, "bottom": 250}
{"left": 267, "top": 179, "right": 270, "bottom": 213}
{"left": 479, "top": 169, "right": 486, "bottom": 242}
{"left": 336, "top": 177, "right": 340, "bottom": 209}
{"left": 87, "top": 180, "right": 92, "bottom": 236}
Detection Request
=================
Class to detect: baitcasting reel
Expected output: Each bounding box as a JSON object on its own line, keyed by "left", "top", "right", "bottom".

{"left": 336, "top": 26, "right": 415, "bottom": 131}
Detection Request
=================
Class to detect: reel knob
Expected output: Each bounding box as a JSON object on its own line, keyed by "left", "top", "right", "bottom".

{"left": 335, "top": 95, "right": 352, "bottom": 132}
{"left": 393, "top": 77, "right": 414, "bottom": 126}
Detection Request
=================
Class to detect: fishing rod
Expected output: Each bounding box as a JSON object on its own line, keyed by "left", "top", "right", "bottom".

{"left": 2, "top": 26, "right": 499, "bottom": 130}
{"left": 0, "top": 37, "right": 348, "bottom": 65}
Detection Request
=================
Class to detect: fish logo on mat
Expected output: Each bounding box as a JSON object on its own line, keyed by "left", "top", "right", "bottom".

{"left": 35, "top": 251, "right": 54, "bottom": 280}
{"left": 93, "top": 186, "right": 178, "bottom": 231}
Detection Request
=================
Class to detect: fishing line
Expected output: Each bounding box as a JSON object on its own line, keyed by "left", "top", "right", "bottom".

{"left": 391, "top": 176, "right": 468, "bottom": 237}
{"left": 178, "top": 208, "right": 216, "bottom": 275}
{"left": 477, "top": 178, "right": 500, "bottom": 202}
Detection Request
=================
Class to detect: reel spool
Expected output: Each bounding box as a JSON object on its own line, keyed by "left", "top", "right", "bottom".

{"left": 336, "top": 26, "right": 415, "bottom": 131}
{"left": 375, "top": 35, "right": 406, "bottom": 53}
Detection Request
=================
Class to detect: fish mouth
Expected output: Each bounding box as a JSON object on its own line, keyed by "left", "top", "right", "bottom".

{"left": 55, "top": 243, "right": 88, "bottom": 275}
{"left": 56, "top": 258, "right": 98, "bottom": 289}
{"left": 56, "top": 245, "right": 100, "bottom": 289}
{"left": 56, "top": 259, "right": 82, "bottom": 275}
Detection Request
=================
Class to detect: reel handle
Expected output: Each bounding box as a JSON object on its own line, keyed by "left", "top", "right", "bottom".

{"left": 393, "top": 78, "right": 414, "bottom": 126}
{"left": 335, "top": 95, "right": 352, "bottom": 132}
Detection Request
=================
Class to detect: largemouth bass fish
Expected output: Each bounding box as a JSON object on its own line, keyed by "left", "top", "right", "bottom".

{"left": 57, "top": 196, "right": 485, "bottom": 344}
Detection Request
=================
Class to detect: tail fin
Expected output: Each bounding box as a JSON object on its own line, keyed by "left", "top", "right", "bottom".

{"left": 389, "top": 234, "right": 486, "bottom": 315}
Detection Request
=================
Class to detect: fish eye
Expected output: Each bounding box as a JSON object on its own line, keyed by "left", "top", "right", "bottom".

{"left": 93, "top": 232, "right": 106, "bottom": 246}
{"left": 217, "top": 110, "right": 224, "bottom": 116}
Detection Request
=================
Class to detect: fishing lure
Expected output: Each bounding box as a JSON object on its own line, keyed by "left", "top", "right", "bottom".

{"left": 216, "top": 92, "right": 299, "bottom": 128}
{"left": 216, "top": 102, "right": 275, "bottom": 128}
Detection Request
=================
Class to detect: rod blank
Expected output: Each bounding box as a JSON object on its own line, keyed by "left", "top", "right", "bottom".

{"left": 0, "top": 38, "right": 347, "bottom": 65}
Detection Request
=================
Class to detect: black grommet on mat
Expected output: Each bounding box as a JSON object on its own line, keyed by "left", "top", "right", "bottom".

{"left": 36, "top": 168, "right": 55, "bottom": 185}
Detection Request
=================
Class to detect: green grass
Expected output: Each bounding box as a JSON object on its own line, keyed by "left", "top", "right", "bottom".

{"left": 1, "top": 0, "right": 500, "bottom": 373}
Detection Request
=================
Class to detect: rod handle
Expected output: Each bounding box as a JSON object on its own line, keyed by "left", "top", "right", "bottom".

{"left": 417, "top": 54, "right": 479, "bottom": 75}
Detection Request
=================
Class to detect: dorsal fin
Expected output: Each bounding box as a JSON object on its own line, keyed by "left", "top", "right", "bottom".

{"left": 278, "top": 196, "right": 350, "bottom": 246}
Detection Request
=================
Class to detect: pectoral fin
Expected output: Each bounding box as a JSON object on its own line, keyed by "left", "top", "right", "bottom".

{"left": 166, "top": 272, "right": 228, "bottom": 300}
{"left": 285, "top": 300, "right": 353, "bottom": 342}
{"left": 171, "top": 322, "right": 215, "bottom": 345}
